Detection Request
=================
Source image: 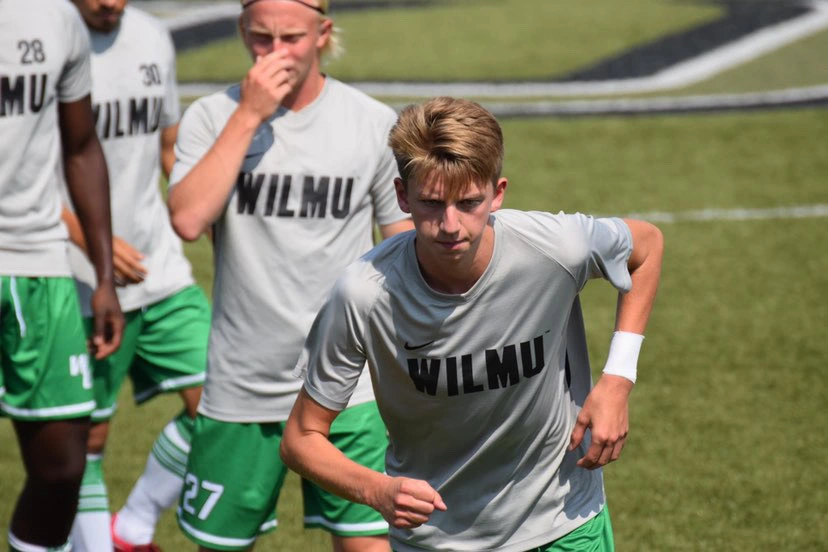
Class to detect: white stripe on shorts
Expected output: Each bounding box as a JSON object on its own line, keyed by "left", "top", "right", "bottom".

{"left": 177, "top": 507, "right": 260, "bottom": 547}
{"left": 9, "top": 276, "right": 27, "bottom": 337}
{"left": 133, "top": 372, "right": 206, "bottom": 403}
{"left": 0, "top": 400, "right": 95, "bottom": 418}
{"left": 304, "top": 515, "right": 389, "bottom": 533}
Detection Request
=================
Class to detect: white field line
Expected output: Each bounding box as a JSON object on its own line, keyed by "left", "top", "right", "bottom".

{"left": 471, "top": 85, "right": 828, "bottom": 117}
{"left": 620, "top": 204, "right": 828, "bottom": 224}
{"left": 154, "top": 2, "right": 240, "bottom": 30}
{"left": 350, "top": 1, "right": 828, "bottom": 98}
{"left": 179, "top": 83, "right": 828, "bottom": 116}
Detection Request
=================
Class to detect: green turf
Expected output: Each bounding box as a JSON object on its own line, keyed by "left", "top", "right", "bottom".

{"left": 2, "top": 108, "right": 826, "bottom": 549}
{"left": 175, "top": 0, "right": 721, "bottom": 83}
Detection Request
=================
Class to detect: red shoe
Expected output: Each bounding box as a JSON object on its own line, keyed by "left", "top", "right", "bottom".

{"left": 111, "top": 513, "right": 163, "bottom": 552}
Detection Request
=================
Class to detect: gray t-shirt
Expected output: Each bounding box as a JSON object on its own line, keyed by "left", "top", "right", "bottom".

{"left": 298, "top": 210, "right": 633, "bottom": 552}
{"left": 66, "top": 6, "right": 192, "bottom": 315}
{"left": 0, "top": 0, "right": 91, "bottom": 276}
{"left": 170, "top": 78, "right": 408, "bottom": 421}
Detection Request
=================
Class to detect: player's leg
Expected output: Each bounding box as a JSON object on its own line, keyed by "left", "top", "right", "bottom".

{"left": 70, "top": 312, "right": 140, "bottom": 552}
{"left": 0, "top": 276, "right": 95, "bottom": 549}
{"left": 11, "top": 418, "right": 89, "bottom": 549}
{"left": 177, "top": 415, "right": 286, "bottom": 551}
{"left": 303, "top": 401, "right": 390, "bottom": 552}
{"left": 113, "top": 285, "right": 210, "bottom": 548}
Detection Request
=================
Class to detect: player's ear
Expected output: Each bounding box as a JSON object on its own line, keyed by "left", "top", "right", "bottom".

{"left": 394, "top": 178, "right": 411, "bottom": 213}
{"left": 490, "top": 177, "right": 508, "bottom": 212}
{"left": 316, "top": 18, "right": 333, "bottom": 48}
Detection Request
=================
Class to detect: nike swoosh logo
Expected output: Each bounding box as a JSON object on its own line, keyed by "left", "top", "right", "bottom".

{"left": 404, "top": 340, "right": 435, "bottom": 351}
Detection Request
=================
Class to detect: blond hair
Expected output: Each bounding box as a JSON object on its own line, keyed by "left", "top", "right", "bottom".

{"left": 314, "top": 0, "right": 343, "bottom": 60}
{"left": 389, "top": 97, "right": 504, "bottom": 199}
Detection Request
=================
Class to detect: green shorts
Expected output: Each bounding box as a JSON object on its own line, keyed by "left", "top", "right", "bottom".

{"left": 531, "top": 506, "right": 614, "bottom": 552}
{"left": 177, "top": 401, "right": 389, "bottom": 550}
{"left": 88, "top": 285, "right": 209, "bottom": 422}
{"left": 0, "top": 276, "right": 94, "bottom": 420}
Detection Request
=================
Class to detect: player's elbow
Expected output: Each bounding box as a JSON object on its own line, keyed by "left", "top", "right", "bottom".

{"left": 168, "top": 192, "right": 206, "bottom": 241}
{"left": 645, "top": 222, "right": 665, "bottom": 261}
{"left": 170, "top": 210, "right": 206, "bottom": 242}
{"left": 626, "top": 219, "right": 664, "bottom": 265}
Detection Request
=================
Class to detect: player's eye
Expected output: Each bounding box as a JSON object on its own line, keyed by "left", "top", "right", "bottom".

{"left": 458, "top": 199, "right": 482, "bottom": 211}
{"left": 249, "top": 32, "right": 273, "bottom": 44}
{"left": 278, "top": 33, "right": 305, "bottom": 44}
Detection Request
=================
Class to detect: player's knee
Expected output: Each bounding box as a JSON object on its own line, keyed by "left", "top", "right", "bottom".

{"left": 332, "top": 534, "right": 390, "bottom": 552}
{"left": 28, "top": 454, "right": 86, "bottom": 491}
{"left": 86, "top": 421, "right": 110, "bottom": 452}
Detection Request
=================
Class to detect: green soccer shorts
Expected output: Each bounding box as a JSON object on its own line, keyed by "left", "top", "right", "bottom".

{"left": 177, "top": 401, "right": 389, "bottom": 550}
{"left": 532, "top": 506, "right": 614, "bottom": 552}
{"left": 0, "top": 276, "right": 94, "bottom": 420}
{"left": 87, "top": 285, "right": 210, "bottom": 422}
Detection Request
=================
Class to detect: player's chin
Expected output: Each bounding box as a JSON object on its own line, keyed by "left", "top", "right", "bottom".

{"left": 92, "top": 18, "right": 118, "bottom": 33}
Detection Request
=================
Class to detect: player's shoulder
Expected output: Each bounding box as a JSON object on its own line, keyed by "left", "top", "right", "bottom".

{"left": 120, "top": 6, "right": 173, "bottom": 41}
{"left": 54, "top": 0, "right": 84, "bottom": 21}
{"left": 40, "top": 0, "right": 87, "bottom": 37}
{"left": 326, "top": 78, "right": 397, "bottom": 123}
{"left": 336, "top": 232, "right": 412, "bottom": 306}
{"left": 183, "top": 84, "right": 241, "bottom": 121}
{"left": 496, "top": 209, "right": 615, "bottom": 236}
{"left": 495, "top": 209, "right": 607, "bottom": 265}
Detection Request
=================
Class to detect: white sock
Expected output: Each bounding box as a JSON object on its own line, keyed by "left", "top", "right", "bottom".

{"left": 114, "top": 413, "right": 192, "bottom": 544}
{"left": 70, "top": 454, "right": 112, "bottom": 552}
{"left": 8, "top": 531, "right": 71, "bottom": 551}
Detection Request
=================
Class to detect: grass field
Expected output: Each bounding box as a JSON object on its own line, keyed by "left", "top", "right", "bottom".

{"left": 176, "top": 0, "right": 721, "bottom": 83}
{"left": 2, "top": 0, "right": 827, "bottom": 549}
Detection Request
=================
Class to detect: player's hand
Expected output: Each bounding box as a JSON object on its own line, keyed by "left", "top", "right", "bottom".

{"left": 374, "top": 477, "right": 447, "bottom": 529}
{"left": 239, "top": 50, "right": 297, "bottom": 122}
{"left": 112, "top": 236, "right": 147, "bottom": 286}
{"left": 569, "top": 374, "right": 634, "bottom": 470}
{"left": 89, "top": 282, "right": 124, "bottom": 360}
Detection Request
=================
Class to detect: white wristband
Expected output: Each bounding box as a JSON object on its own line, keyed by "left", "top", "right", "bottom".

{"left": 602, "top": 331, "right": 644, "bottom": 384}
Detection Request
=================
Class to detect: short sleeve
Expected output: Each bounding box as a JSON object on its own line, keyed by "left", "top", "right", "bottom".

{"left": 369, "top": 114, "right": 409, "bottom": 226}
{"left": 169, "top": 100, "right": 216, "bottom": 188}
{"left": 294, "top": 269, "right": 374, "bottom": 411}
{"left": 580, "top": 215, "right": 633, "bottom": 292}
{"left": 58, "top": 7, "right": 92, "bottom": 102}
{"left": 497, "top": 210, "right": 633, "bottom": 292}
{"left": 159, "top": 27, "right": 180, "bottom": 129}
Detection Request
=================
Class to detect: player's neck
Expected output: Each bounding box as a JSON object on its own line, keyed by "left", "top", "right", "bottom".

{"left": 417, "top": 226, "right": 495, "bottom": 295}
{"left": 282, "top": 71, "right": 326, "bottom": 112}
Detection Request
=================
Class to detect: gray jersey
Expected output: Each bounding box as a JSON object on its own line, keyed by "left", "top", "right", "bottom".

{"left": 66, "top": 6, "right": 192, "bottom": 315}
{"left": 0, "top": 0, "right": 91, "bottom": 276}
{"left": 298, "top": 210, "right": 633, "bottom": 552}
{"left": 169, "top": 78, "right": 408, "bottom": 421}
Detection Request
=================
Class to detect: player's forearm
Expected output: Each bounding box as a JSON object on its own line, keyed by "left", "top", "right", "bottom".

{"left": 615, "top": 219, "right": 664, "bottom": 334}
{"left": 281, "top": 427, "right": 389, "bottom": 509}
{"left": 281, "top": 390, "right": 391, "bottom": 510}
{"left": 168, "top": 107, "right": 262, "bottom": 241}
